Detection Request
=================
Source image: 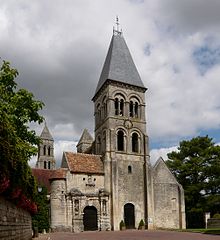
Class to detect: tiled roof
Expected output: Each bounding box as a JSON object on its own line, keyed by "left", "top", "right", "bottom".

{"left": 50, "top": 168, "right": 67, "bottom": 180}
{"left": 32, "top": 168, "right": 67, "bottom": 192}
{"left": 64, "top": 152, "right": 104, "bottom": 174}
{"left": 32, "top": 168, "right": 54, "bottom": 192}
{"left": 94, "top": 33, "right": 146, "bottom": 97}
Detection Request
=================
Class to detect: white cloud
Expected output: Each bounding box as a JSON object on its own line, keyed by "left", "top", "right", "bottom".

{"left": 150, "top": 146, "right": 178, "bottom": 165}
{"left": 30, "top": 140, "right": 77, "bottom": 168}
{"left": 54, "top": 140, "right": 77, "bottom": 166}
{"left": 1, "top": 0, "right": 220, "bottom": 150}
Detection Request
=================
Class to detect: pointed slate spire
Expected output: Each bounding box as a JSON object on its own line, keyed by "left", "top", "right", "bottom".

{"left": 77, "top": 129, "right": 93, "bottom": 153}
{"left": 94, "top": 31, "right": 146, "bottom": 98}
{"left": 40, "top": 122, "right": 53, "bottom": 140}
{"left": 77, "top": 129, "right": 93, "bottom": 145}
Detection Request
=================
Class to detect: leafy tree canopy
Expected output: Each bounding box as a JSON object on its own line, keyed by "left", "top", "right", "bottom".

{"left": 0, "top": 60, "right": 44, "bottom": 201}
{"left": 32, "top": 186, "right": 49, "bottom": 232}
{"left": 167, "top": 136, "right": 220, "bottom": 216}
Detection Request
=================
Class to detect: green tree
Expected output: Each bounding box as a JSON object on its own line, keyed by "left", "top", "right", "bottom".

{"left": 0, "top": 60, "right": 44, "bottom": 201}
{"left": 32, "top": 186, "right": 50, "bottom": 232}
{"left": 167, "top": 136, "right": 220, "bottom": 227}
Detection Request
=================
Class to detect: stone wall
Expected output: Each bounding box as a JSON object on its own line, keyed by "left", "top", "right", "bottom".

{"left": 207, "top": 218, "right": 220, "bottom": 229}
{"left": 0, "top": 196, "right": 32, "bottom": 240}
{"left": 153, "top": 159, "right": 186, "bottom": 229}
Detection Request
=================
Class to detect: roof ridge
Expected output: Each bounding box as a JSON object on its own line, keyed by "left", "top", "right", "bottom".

{"left": 66, "top": 152, "right": 101, "bottom": 157}
{"left": 32, "top": 168, "right": 55, "bottom": 171}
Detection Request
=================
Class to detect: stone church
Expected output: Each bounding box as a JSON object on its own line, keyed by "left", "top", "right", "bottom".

{"left": 33, "top": 27, "right": 186, "bottom": 232}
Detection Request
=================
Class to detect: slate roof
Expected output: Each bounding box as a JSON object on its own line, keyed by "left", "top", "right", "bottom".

{"left": 77, "top": 129, "right": 93, "bottom": 146}
{"left": 40, "top": 124, "right": 53, "bottom": 140}
{"left": 64, "top": 152, "right": 104, "bottom": 174}
{"left": 32, "top": 168, "right": 67, "bottom": 192}
{"left": 94, "top": 33, "right": 146, "bottom": 97}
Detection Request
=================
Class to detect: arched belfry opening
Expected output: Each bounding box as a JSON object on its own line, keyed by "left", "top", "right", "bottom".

{"left": 124, "top": 203, "right": 135, "bottom": 229}
{"left": 132, "top": 132, "right": 139, "bottom": 153}
{"left": 48, "top": 146, "right": 51, "bottom": 156}
{"left": 36, "top": 123, "right": 56, "bottom": 170}
{"left": 43, "top": 145, "right": 47, "bottom": 155}
{"left": 117, "top": 130, "right": 125, "bottom": 151}
{"left": 83, "top": 206, "right": 98, "bottom": 231}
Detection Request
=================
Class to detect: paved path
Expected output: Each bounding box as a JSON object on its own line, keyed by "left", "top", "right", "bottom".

{"left": 37, "top": 230, "right": 220, "bottom": 240}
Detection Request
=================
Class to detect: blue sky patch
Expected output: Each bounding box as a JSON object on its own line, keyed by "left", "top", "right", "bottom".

{"left": 144, "top": 43, "right": 151, "bottom": 56}
{"left": 193, "top": 45, "right": 220, "bottom": 74}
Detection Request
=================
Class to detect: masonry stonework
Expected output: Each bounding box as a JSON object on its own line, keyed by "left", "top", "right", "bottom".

{"left": 0, "top": 196, "right": 32, "bottom": 240}
{"left": 35, "top": 29, "right": 186, "bottom": 232}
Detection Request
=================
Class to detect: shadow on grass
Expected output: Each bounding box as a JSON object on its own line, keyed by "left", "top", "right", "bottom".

{"left": 186, "top": 229, "right": 220, "bottom": 235}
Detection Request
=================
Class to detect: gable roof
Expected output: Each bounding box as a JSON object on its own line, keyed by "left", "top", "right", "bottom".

{"left": 40, "top": 124, "right": 53, "bottom": 140}
{"left": 77, "top": 129, "right": 93, "bottom": 146}
{"left": 50, "top": 168, "right": 67, "bottom": 180}
{"left": 94, "top": 33, "right": 146, "bottom": 98}
{"left": 64, "top": 152, "right": 104, "bottom": 174}
{"left": 153, "top": 157, "right": 179, "bottom": 184}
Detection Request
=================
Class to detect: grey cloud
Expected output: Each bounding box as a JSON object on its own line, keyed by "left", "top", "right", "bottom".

{"left": 157, "top": 0, "right": 220, "bottom": 34}
{"left": 1, "top": 0, "right": 220, "bottom": 150}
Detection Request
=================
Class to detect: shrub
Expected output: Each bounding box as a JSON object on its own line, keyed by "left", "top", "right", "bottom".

{"left": 138, "top": 219, "right": 145, "bottom": 229}
{"left": 213, "top": 213, "right": 220, "bottom": 219}
{"left": 119, "top": 220, "right": 125, "bottom": 230}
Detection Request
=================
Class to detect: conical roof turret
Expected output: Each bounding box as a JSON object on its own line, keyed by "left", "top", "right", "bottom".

{"left": 77, "top": 129, "right": 93, "bottom": 146}
{"left": 40, "top": 123, "right": 53, "bottom": 140}
{"left": 93, "top": 31, "right": 146, "bottom": 99}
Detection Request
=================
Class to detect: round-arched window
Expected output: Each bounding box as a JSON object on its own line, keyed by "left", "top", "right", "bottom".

{"left": 117, "top": 130, "right": 125, "bottom": 151}
{"left": 132, "top": 132, "right": 139, "bottom": 153}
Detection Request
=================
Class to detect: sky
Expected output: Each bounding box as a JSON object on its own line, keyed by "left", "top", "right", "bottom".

{"left": 1, "top": 0, "right": 220, "bottom": 166}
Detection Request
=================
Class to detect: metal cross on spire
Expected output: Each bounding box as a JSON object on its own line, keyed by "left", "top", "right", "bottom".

{"left": 113, "top": 16, "right": 122, "bottom": 35}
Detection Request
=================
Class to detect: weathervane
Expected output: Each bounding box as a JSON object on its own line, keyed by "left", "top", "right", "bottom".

{"left": 113, "top": 16, "right": 122, "bottom": 35}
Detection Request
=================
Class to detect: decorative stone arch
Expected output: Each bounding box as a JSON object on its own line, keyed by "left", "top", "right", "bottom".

{"left": 102, "top": 95, "right": 107, "bottom": 119}
{"left": 129, "top": 95, "right": 141, "bottom": 118}
{"left": 130, "top": 128, "right": 142, "bottom": 154}
{"left": 81, "top": 200, "right": 101, "bottom": 215}
{"left": 48, "top": 145, "right": 51, "bottom": 156}
{"left": 127, "top": 93, "right": 143, "bottom": 104}
{"left": 116, "top": 128, "right": 127, "bottom": 152}
{"left": 48, "top": 161, "right": 51, "bottom": 169}
{"left": 43, "top": 145, "right": 47, "bottom": 155}
{"left": 95, "top": 102, "right": 101, "bottom": 124}
{"left": 102, "top": 129, "right": 107, "bottom": 153}
{"left": 83, "top": 205, "right": 98, "bottom": 231}
{"left": 112, "top": 89, "right": 128, "bottom": 101}
{"left": 113, "top": 93, "right": 126, "bottom": 116}
{"left": 124, "top": 203, "right": 135, "bottom": 229}
{"left": 96, "top": 134, "right": 101, "bottom": 154}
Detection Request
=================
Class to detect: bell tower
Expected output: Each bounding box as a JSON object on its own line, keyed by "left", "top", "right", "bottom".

{"left": 92, "top": 20, "right": 152, "bottom": 230}
{"left": 36, "top": 123, "right": 56, "bottom": 170}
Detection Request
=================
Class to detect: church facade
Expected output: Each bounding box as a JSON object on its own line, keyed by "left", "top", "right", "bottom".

{"left": 34, "top": 28, "right": 185, "bottom": 232}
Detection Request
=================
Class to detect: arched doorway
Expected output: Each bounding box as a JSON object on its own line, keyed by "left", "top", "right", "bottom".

{"left": 124, "top": 203, "right": 135, "bottom": 229}
{"left": 83, "top": 206, "right": 98, "bottom": 231}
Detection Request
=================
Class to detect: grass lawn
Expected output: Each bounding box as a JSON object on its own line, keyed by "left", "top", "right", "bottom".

{"left": 186, "top": 228, "right": 220, "bottom": 235}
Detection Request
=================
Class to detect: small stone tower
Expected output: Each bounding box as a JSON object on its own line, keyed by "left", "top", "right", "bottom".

{"left": 92, "top": 27, "right": 152, "bottom": 230}
{"left": 76, "top": 129, "right": 94, "bottom": 153}
{"left": 36, "top": 123, "right": 56, "bottom": 170}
